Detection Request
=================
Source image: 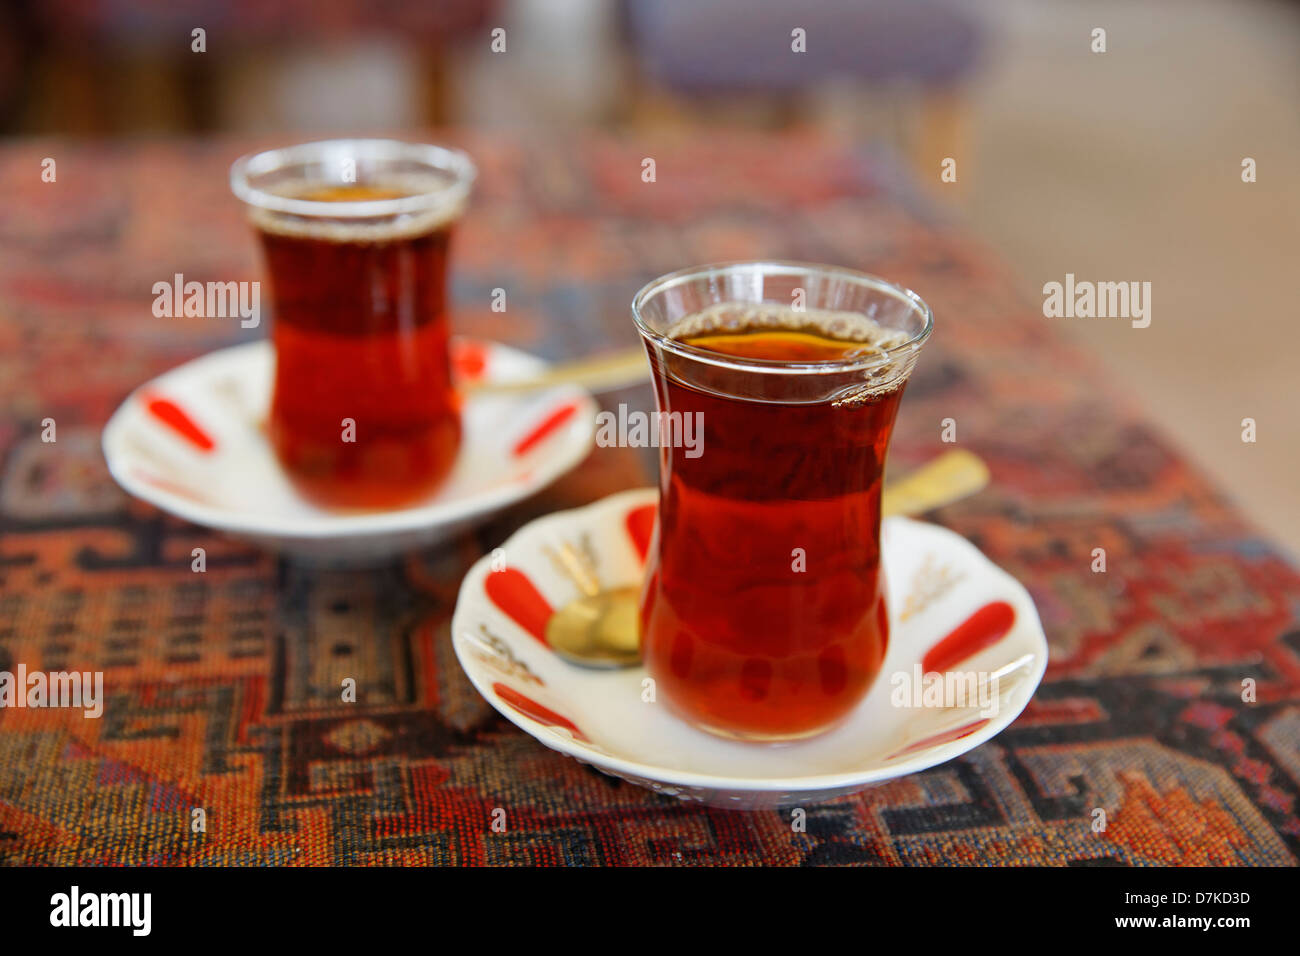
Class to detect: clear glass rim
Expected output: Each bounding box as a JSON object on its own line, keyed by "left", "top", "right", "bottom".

{"left": 631, "top": 260, "right": 934, "bottom": 376}
{"left": 229, "top": 138, "right": 477, "bottom": 219}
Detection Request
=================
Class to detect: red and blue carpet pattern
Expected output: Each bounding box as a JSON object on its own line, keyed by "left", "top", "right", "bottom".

{"left": 0, "top": 135, "right": 1297, "bottom": 865}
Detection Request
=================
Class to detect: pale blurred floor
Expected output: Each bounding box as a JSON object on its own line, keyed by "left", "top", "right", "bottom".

{"left": 954, "top": 0, "right": 1300, "bottom": 558}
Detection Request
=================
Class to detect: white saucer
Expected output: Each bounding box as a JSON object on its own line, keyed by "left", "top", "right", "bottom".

{"left": 102, "top": 339, "right": 596, "bottom": 562}
{"left": 452, "top": 489, "right": 1048, "bottom": 808}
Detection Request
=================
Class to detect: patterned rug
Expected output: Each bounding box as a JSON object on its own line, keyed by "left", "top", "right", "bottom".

{"left": 0, "top": 133, "right": 1297, "bottom": 865}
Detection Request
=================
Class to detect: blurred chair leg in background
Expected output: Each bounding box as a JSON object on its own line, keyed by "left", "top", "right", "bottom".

{"left": 620, "top": 0, "right": 983, "bottom": 186}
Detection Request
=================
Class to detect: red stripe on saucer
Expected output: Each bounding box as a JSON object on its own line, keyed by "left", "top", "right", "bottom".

{"left": 512, "top": 401, "right": 579, "bottom": 457}
{"left": 625, "top": 504, "right": 656, "bottom": 562}
{"left": 922, "top": 601, "right": 1016, "bottom": 674}
{"left": 142, "top": 393, "right": 215, "bottom": 452}
{"left": 492, "top": 682, "right": 589, "bottom": 741}
{"left": 484, "top": 568, "right": 553, "bottom": 645}
{"left": 452, "top": 341, "right": 489, "bottom": 381}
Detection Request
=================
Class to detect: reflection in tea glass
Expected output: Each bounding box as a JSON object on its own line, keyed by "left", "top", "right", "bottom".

{"left": 230, "top": 139, "right": 476, "bottom": 509}
{"left": 632, "top": 262, "right": 933, "bottom": 741}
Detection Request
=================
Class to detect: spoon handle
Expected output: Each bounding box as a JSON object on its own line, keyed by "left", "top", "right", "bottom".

{"left": 882, "top": 449, "right": 990, "bottom": 517}
{"left": 467, "top": 348, "right": 648, "bottom": 396}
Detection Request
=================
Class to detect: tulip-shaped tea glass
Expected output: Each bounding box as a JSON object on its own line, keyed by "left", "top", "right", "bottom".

{"left": 231, "top": 139, "right": 476, "bottom": 509}
{"left": 632, "top": 262, "right": 933, "bottom": 741}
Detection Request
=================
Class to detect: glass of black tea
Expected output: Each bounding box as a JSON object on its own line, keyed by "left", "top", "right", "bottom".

{"left": 631, "top": 262, "right": 933, "bottom": 741}
{"left": 231, "top": 139, "right": 476, "bottom": 509}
